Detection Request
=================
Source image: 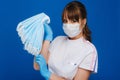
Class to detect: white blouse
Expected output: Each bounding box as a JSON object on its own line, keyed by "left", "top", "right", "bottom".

{"left": 48, "top": 36, "right": 98, "bottom": 80}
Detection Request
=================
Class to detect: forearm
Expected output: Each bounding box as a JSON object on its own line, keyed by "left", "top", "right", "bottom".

{"left": 40, "top": 40, "right": 50, "bottom": 61}
{"left": 50, "top": 73, "right": 66, "bottom": 80}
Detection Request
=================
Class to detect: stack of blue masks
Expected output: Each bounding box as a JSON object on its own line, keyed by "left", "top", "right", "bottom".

{"left": 16, "top": 13, "right": 50, "bottom": 55}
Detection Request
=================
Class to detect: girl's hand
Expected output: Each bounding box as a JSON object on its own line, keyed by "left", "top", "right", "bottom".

{"left": 44, "top": 24, "right": 53, "bottom": 41}
{"left": 35, "top": 54, "right": 51, "bottom": 80}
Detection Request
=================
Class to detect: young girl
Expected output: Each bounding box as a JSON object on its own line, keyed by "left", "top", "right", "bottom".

{"left": 34, "top": 1, "right": 98, "bottom": 80}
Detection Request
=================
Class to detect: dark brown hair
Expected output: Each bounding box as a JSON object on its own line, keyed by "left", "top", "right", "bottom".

{"left": 62, "top": 1, "right": 92, "bottom": 42}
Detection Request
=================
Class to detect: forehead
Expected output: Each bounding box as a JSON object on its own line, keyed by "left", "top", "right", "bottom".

{"left": 62, "top": 8, "right": 81, "bottom": 21}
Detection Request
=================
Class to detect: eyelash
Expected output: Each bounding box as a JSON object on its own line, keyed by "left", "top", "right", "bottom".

{"left": 72, "top": 19, "right": 77, "bottom": 22}
{"left": 63, "top": 19, "right": 67, "bottom": 23}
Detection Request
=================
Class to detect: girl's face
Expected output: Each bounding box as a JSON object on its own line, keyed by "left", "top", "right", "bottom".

{"left": 62, "top": 18, "right": 86, "bottom": 39}
{"left": 63, "top": 18, "right": 86, "bottom": 31}
{"left": 63, "top": 18, "right": 86, "bottom": 29}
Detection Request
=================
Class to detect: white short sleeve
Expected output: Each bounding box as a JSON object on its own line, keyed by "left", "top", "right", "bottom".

{"left": 79, "top": 49, "right": 98, "bottom": 73}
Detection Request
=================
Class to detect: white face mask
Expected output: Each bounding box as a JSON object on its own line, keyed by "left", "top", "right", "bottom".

{"left": 63, "top": 23, "right": 82, "bottom": 38}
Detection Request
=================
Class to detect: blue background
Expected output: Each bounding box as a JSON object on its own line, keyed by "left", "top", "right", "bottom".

{"left": 0, "top": 0, "right": 119, "bottom": 80}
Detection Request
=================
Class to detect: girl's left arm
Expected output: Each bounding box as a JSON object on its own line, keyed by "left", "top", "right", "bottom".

{"left": 73, "top": 68, "right": 91, "bottom": 80}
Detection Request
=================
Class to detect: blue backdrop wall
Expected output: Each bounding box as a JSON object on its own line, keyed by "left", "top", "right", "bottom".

{"left": 0, "top": 0, "right": 119, "bottom": 80}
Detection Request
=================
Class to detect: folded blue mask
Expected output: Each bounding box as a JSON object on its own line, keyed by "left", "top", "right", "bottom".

{"left": 16, "top": 12, "right": 51, "bottom": 55}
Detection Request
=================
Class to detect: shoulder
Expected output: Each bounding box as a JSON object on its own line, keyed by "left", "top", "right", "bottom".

{"left": 54, "top": 36, "right": 67, "bottom": 40}
{"left": 50, "top": 36, "right": 67, "bottom": 46}
{"left": 83, "top": 40, "right": 97, "bottom": 55}
{"left": 52, "top": 36, "right": 67, "bottom": 42}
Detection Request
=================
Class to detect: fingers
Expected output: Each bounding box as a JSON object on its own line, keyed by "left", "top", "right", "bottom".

{"left": 44, "top": 24, "right": 53, "bottom": 34}
{"left": 44, "top": 24, "right": 53, "bottom": 41}
{"left": 35, "top": 54, "right": 47, "bottom": 65}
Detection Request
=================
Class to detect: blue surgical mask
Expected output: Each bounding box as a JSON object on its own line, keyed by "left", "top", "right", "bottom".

{"left": 63, "top": 23, "right": 82, "bottom": 38}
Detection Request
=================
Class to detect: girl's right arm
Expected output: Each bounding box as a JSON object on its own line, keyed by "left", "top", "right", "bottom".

{"left": 33, "top": 57, "right": 66, "bottom": 80}
{"left": 33, "top": 54, "right": 66, "bottom": 80}
{"left": 33, "top": 41, "right": 66, "bottom": 80}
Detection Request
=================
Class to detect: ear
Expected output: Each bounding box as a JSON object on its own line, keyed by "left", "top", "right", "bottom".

{"left": 82, "top": 18, "right": 86, "bottom": 28}
{"left": 83, "top": 18, "right": 86, "bottom": 25}
{"left": 79, "top": 18, "right": 86, "bottom": 28}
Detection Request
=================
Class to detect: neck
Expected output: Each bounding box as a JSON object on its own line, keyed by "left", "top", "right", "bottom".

{"left": 68, "top": 33, "right": 83, "bottom": 40}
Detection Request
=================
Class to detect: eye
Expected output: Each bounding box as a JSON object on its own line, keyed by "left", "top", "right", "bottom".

{"left": 72, "top": 19, "right": 77, "bottom": 23}
{"left": 63, "top": 19, "right": 67, "bottom": 23}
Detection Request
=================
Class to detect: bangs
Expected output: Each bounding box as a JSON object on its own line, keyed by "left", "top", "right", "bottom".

{"left": 62, "top": 6, "right": 81, "bottom": 22}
